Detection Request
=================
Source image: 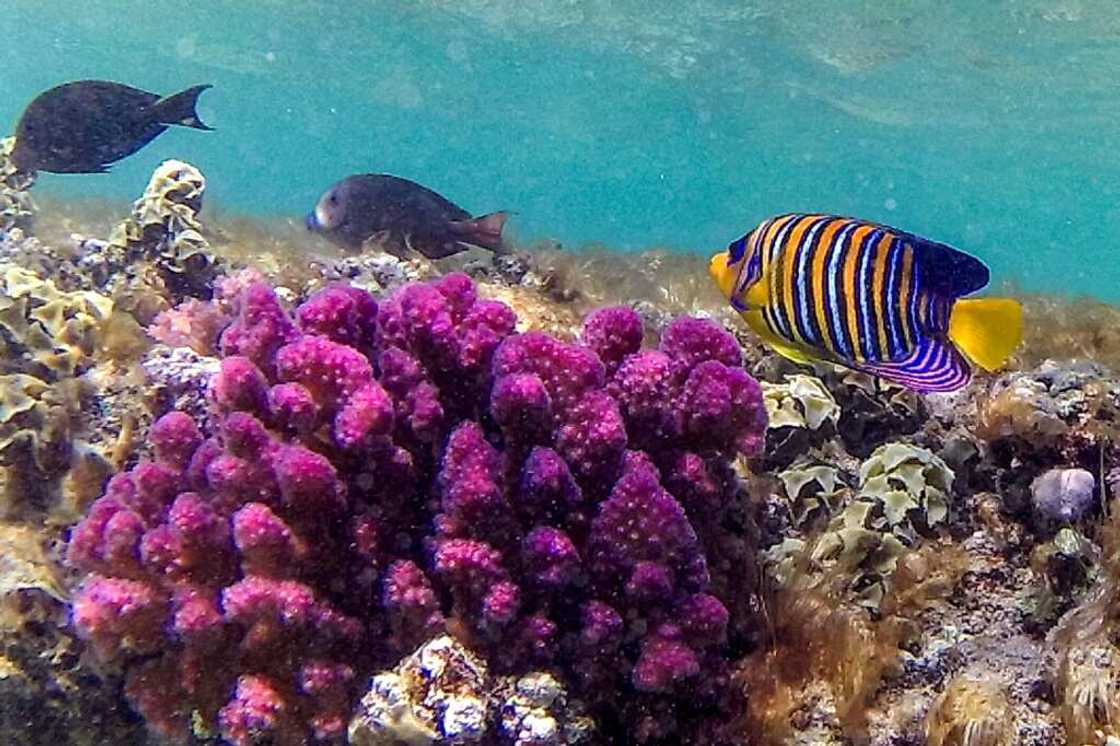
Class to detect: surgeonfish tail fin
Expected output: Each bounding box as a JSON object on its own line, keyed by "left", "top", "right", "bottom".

{"left": 448, "top": 210, "right": 512, "bottom": 252}
{"left": 150, "top": 84, "right": 214, "bottom": 130}
{"left": 948, "top": 297, "right": 1023, "bottom": 372}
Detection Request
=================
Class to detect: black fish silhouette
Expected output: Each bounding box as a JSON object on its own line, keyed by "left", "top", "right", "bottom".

{"left": 306, "top": 173, "right": 510, "bottom": 259}
{"left": 11, "top": 80, "right": 213, "bottom": 174}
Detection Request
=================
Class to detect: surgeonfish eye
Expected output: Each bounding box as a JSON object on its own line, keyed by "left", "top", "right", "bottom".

{"left": 315, "top": 191, "right": 340, "bottom": 230}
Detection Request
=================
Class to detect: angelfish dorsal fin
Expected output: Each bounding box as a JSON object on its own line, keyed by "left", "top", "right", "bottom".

{"left": 905, "top": 234, "right": 989, "bottom": 298}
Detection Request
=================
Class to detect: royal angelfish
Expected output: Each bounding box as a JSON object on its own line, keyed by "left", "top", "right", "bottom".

{"left": 12, "top": 80, "right": 213, "bottom": 174}
{"left": 709, "top": 213, "right": 1023, "bottom": 393}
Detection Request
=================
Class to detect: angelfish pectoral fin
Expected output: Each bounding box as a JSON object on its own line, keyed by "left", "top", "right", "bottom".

{"left": 745, "top": 276, "right": 770, "bottom": 309}
{"left": 742, "top": 309, "right": 818, "bottom": 365}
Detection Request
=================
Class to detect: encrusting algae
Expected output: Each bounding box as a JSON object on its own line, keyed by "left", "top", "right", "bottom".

{"left": 925, "top": 674, "right": 1015, "bottom": 746}
{"left": 741, "top": 542, "right": 970, "bottom": 744}
{"left": 104, "top": 158, "right": 221, "bottom": 310}
{"left": 0, "top": 137, "right": 35, "bottom": 234}
{"left": 0, "top": 264, "right": 120, "bottom": 523}
{"left": 1054, "top": 504, "right": 1120, "bottom": 745}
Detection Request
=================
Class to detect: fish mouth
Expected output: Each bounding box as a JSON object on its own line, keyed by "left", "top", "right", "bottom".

{"left": 709, "top": 251, "right": 736, "bottom": 299}
{"left": 305, "top": 212, "right": 320, "bottom": 232}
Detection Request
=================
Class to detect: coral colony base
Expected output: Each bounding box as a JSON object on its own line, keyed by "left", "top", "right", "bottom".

{"left": 1, "top": 153, "right": 1120, "bottom": 745}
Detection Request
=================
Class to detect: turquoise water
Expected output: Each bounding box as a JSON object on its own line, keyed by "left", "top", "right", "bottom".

{"left": 2, "top": 1, "right": 1119, "bottom": 300}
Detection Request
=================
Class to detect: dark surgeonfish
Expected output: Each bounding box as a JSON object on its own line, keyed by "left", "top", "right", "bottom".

{"left": 11, "top": 80, "right": 214, "bottom": 174}
{"left": 306, "top": 173, "right": 511, "bottom": 259}
{"left": 710, "top": 213, "right": 1023, "bottom": 393}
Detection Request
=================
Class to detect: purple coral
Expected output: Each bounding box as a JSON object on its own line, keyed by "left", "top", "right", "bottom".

{"left": 659, "top": 316, "right": 743, "bottom": 370}
{"left": 149, "top": 298, "right": 232, "bottom": 356}
{"left": 379, "top": 273, "right": 517, "bottom": 401}
{"left": 66, "top": 272, "right": 766, "bottom": 744}
{"left": 494, "top": 331, "right": 606, "bottom": 412}
{"left": 582, "top": 305, "right": 644, "bottom": 375}
{"left": 218, "top": 282, "right": 299, "bottom": 375}
{"left": 588, "top": 453, "right": 710, "bottom": 601}
{"left": 69, "top": 415, "right": 363, "bottom": 744}
{"left": 609, "top": 317, "right": 766, "bottom": 457}
{"left": 296, "top": 285, "right": 379, "bottom": 353}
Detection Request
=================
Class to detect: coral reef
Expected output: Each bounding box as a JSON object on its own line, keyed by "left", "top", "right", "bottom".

{"left": 0, "top": 264, "right": 126, "bottom": 522}
{"left": 762, "top": 374, "right": 840, "bottom": 432}
{"left": 745, "top": 434, "right": 967, "bottom": 742}
{"left": 975, "top": 361, "right": 1120, "bottom": 468}
{"left": 924, "top": 674, "right": 1014, "bottom": 746}
{"left": 741, "top": 542, "right": 968, "bottom": 744}
{"left": 0, "top": 162, "right": 234, "bottom": 528}
{"left": 64, "top": 272, "right": 767, "bottom": 744}
{"left": 349, "top": 635, "right": 491, "bottom": 745}
{"left": 0, "top": 136, "right": 35, "bottom": 233}
{"left": 0, "top": 523, "right": 152, "bottom": 745}
{"left": 0, "top": 263, "right": 113, "bottom": 379}
{"left": 5, "top": 156, "right": 1120, "bottom": 746}
{"left": 737, "top": 353, "right": 1117, "bottom": 745}
{"left": 148, "top": 298, "right": 232, "bottom": 356}
{"left": 966, "top": 361, "right": 1120, "bottom": 535}
{"left": 105, "top": 159, "right": 219, "bottom": 298}
{"left": 0, "top": 160, "right": 224, "bottom": 327}
{"left": 1053, "top": 505, "right": 1120, "bottom": 746}
{"left": 766, "top": 442, "right": 954, "bottom": 611}
{"left": 348, "top": 635, "right": 594, "bottom": 745}
{"left": 494, "top": 671, "right": 596, "bottom": 746}
{"left": 758, "top": 374, "right": 842, "bottom": 469}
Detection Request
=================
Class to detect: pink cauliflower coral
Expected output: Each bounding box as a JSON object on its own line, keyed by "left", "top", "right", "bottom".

{"left": 67, "top": 273, "right": 767, "bottom": 745}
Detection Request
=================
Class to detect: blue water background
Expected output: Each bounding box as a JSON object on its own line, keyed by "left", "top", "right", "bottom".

{"left": 2, "top": 1, "right": 1117, "bottom": 300}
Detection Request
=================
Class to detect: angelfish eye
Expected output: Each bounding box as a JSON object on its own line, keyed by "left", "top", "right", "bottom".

{"left": 728, "top": 236, "right": 748, "bottom": 263}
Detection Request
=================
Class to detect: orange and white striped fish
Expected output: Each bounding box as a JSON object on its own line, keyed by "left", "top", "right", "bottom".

{"left": 709, "top": 213, "right": 1023, "bottom": 393}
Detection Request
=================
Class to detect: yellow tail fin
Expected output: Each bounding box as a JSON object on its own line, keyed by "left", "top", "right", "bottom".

{"left": 948, "top": 297, "right": 1023, "bottom": 372}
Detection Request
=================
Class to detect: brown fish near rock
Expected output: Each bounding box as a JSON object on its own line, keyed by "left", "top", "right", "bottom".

{"left": 11, "top": 80, "right": 213, "bottom": 174}
{"left": 306, "top": 173, "right": 511, "bottom": 259}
